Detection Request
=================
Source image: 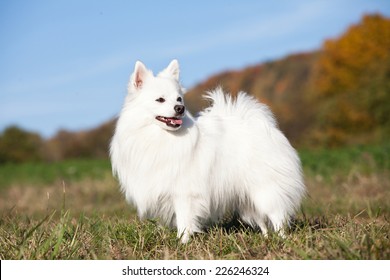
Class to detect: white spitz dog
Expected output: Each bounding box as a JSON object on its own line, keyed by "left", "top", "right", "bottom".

{"left": 110, "top": 60, "right": 305, "bottom": 243}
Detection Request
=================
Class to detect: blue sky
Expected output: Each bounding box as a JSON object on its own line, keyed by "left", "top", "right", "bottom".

{"left": 1, "top": 0, "right": 389, "bottom": 138}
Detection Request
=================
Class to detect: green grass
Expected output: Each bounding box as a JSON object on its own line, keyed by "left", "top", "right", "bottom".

{"left": 300, "top": 143, "right": 390, "bottom": 180}
{"left": 0, "top": 144, "right": 389, "bottom": 259}
{"left": 0, "top": 159, "right": 111, "bottom": 189}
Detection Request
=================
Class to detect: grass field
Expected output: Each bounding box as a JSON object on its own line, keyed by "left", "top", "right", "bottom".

{"left": 0, "top": 144, "right": 389, "bottom": 259}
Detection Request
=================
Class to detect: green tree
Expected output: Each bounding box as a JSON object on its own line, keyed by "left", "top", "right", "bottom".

{"left": 0, "top": 126, "right": 44, "bottom": 163}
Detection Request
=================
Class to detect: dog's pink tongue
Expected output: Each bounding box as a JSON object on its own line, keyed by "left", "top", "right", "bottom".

{"left": 172, "top": 118, "right": 182, "bottom": 125}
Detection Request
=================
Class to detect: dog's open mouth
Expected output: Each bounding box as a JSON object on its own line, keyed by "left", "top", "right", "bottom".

{"left": 156, "top": 116, "right": 183, "bottom": 128}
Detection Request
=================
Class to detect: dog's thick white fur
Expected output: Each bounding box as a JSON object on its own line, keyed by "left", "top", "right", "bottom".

{"left": 110, "top": 60, "right": 305, "bottom": 243}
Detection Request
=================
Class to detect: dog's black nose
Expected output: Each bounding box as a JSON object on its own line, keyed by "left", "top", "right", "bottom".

{"left": 174, "top": 105, "right": 185, "bottom": 115}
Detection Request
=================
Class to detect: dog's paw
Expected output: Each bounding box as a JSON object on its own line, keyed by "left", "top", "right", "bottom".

{"left": 180, "top": 233, "right": 190, "bottom": 244}
{"left": 177, "top": 230, "right": 191, "bottom": 243}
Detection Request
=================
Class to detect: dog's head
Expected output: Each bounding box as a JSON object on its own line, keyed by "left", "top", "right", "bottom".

{"left": 127, "top": 60, "right": 186, "bottom": 131}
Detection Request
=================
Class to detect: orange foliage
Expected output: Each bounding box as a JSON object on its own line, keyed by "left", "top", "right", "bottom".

{"left": 312, "top": 14, "right": 390, "bottom": 146}
{"left": 317, "top": 14, "right": 390, "bottom": 97}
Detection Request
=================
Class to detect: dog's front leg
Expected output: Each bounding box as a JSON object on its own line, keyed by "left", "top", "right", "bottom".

{"left": 173, "top": 196, "right": 198, "bottom": 243}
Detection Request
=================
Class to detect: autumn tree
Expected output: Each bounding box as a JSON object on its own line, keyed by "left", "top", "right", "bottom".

{"left": 314, "top": 14, "right": 390, "bottom": 146}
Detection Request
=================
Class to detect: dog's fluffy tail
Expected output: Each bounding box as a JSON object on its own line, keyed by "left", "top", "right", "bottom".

{"left": 200, "top": 87, "right": 278, "bottom": 127}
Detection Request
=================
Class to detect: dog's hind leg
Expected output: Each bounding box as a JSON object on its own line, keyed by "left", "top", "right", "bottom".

{"left": 268, "top": 212, "right": 287, "bottom": 238}
{"left": 251, "top": 189, "right": 288, "bottom": 237}
{"left": 240, "top": 208, "right": 269, "bottom": 236}
{"left": 254, "top": 216, "right": 268, "bottom": 237}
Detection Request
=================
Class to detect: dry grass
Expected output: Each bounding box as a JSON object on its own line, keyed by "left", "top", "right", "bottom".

{"left": 1, "top": 176, "right": 127, "bottom": 216}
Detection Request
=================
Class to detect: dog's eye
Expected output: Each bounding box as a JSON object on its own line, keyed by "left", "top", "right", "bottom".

{"left": 177, "top": 97, "right": 182, "bottom": 102}
{"left": 155, "top": 97, "right": 165, "bottom": 103}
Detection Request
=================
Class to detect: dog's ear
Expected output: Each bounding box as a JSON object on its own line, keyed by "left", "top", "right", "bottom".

{"left": 160, "top": 59, "right": 180, "bottom": 81}
{"left": 131, "top": 61, "right": 149, "bottom": 90}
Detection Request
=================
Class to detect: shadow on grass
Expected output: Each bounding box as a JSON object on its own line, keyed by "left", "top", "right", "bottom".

{"left": 205, "top": 212, "right": 330, "bottom": 235}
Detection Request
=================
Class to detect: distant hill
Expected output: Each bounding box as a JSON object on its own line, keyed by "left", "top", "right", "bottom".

{"left": 1, "top": 14, "right": 388, "bottom": 163}
{"left": 184, "top": 52, "right": 319, "bottom": 146}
